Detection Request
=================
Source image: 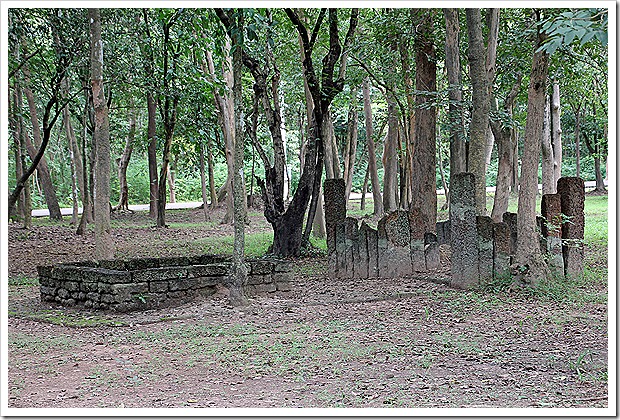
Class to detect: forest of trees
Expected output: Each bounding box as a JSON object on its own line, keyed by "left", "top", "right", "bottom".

{"left": 7, "top": 8, "right": 608, "bottom": 281}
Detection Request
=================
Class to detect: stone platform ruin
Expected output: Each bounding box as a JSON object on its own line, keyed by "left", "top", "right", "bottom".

{"left": 38, "top": 255, "right": 292, "bottom": 312}
{"left": 324, "top": 174, "right": 585, "bottom": 289}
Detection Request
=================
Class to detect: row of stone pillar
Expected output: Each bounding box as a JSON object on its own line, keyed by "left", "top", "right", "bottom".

{"left": 324, "top": 179, "right": 439, "bottom": 279}
{"left": 324, "top": 174, "right": 585, "bottom": 288}
{"left": 450, "top": 173, "right": 585, "bottom": 289}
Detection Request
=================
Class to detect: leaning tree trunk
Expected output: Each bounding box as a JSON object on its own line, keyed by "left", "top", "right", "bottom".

{"left": 89, "top": 8, "right": 115, "bottom": 260}
{"left": 22, "top": 82, "right": 63, "bottom": 221}
{"left": 515, "top": 20, "right": 550, "bottom": 285}
{"left": 466, "top": 8, "right": 490, "bottom": 216}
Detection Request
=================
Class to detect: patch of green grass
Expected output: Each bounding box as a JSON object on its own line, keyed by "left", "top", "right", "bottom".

{"left": 9, "top": 332, "right": 79, "bottom": 354}
{"left": 9, "top": 307, "right": 125, "bottom": 327}
{"left": 8, "top": 276, "right": 39, "bottom": 287}
{"left": 195, "top": 231, "right": 274, "bottom": 257}
{"left": 432, "top": 331, "right": 482, "bottom": 355}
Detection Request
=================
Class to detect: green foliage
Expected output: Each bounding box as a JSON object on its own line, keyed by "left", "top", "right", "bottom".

{"left": 539, "top": 9, "right": 608, "bottom": 54}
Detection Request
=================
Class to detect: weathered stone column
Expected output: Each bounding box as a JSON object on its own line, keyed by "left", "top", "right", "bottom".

{"left": 557, "top": 177, "right": 585, "bottom": 278}
{"left": 450, "top": 173, "right": 479, "bottom": 289}
{"left": 436, "top": 220, "right": 451, "bottom": 246}
{"left": 502, "top": 212, "right": 518, "bottom": 256}
{"left": 424, "top": 233, "right": 440, "bottom": 271}
{"left": 541, "top": 193, "right": 564, "bottom": 274}
{"left": 492, "top": 222, "right": 511, "bottom": 280}
{"left": 378, "top": 211, "right": 413, "bottom": 277}
{"left": 409, "top": 207, "right": 426, "bottom": 271}
{"left": 477, "top": 216, "right": 494, "bottom": 285}
{"left": 364, "top": 223, "right": 379, "bottom": 278}
{"left": 344, "top": 217, "right": 359, "bottom": 279}
{"left": 357, "top": 222, "right": 372, "bottom": 279}
{"left": 324, "top": 179, "right": 347, "bottom": 278}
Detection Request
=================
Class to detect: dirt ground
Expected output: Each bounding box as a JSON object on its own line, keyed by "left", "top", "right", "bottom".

{"left": 5, "top": 207, "right": 609, "bottom": 411}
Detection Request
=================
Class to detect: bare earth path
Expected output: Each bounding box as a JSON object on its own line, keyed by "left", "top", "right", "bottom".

{"left": 6, "top": 207, "right": 608, "bottom": 410}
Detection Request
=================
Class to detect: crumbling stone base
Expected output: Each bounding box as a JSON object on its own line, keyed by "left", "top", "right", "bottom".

{"left": 38, "top": 255, "right": 292, "bottom": 312}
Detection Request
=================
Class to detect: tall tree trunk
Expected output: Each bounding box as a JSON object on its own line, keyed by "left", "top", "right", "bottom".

{"left": 511, "top": 129, "right": 520, "bottom": 192}
{"left": 89, "top": 8, "right": 115, "bottom": 260}
{"left": 490, "top": 76, "right": 521, "bottom": 222}
{"left": 360, "top": 164, "right": 370, "bottom": 211}
{"left": 541, "top": 94, "right": 554, "bottom": 194}
{"left": 322, "top": 110, "right": 340, "bottom": 179}
{"left": 466, "top": 8, "right": 490, "bottom": 215}
{"left": 583, "top": 131, "right": 606, "bottom": 192}
{"left": 199, "top": 142, "right": 210, "bottom": 221}
{"left": 207, "top": 131, "right": 218, "bottom": 209}
{"left": 443, "top": 8, "right": 467, "bottom": 178}
{"left": 515, "top": 18, "right": 550, "bottom": 284}
{"left": 229, "top": 8, "right": 248, "bottom": 307}
{"left": 483, "top": 9, "right": 500, "bottom": 177}
{"left": 551, "top": 80, "right": 562, "bottom": 184}
{"left": 10, "top": 85, "right": 32, "bottom": 227}
{"left": 574, "top": 105, "right": 581, "bottom": 178}
{"left": 76, "top": 95, "right": 94, "bottom": 233}
{"left": 343, "top": 100, "right": 358, "bottom": 202}
{"left": 410, "top": 8, "right": 437, "bottom": 232}
{"left": 438, "top": 135, "right": 450, "bottom": 211}
{"left": 167, "top": 165, "right": 176, "bottom": 203}
{"left": 146, "top": 93, "right": 158, "bottom": 218}
{"left": 203, "top": 47, "right": 244, "bottom": 225}
{"left": 22, "top": 81, "right": 63, "bottom": 221}
{"left": 114, "top": 103, "right": 136, "bottom": 211}
{"left": 362, "top": 77, "right": 384, "bottom": 215}
{"left": 383, "top": 93, "right": 399, "bottom": 212}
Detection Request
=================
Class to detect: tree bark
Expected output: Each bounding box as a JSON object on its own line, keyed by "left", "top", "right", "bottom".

{"left": 10, "top": 84, "right": 32, "bottom": 227}
{"left": 89, "top": 8, "right": 115, "bottom": 260}
{"left": 156, "top": 11, "right": 182, "bottom": 228}
{"left": 515, "top": 18, "right": 550, "bottom": 284}
{"left": 362, "top": 77, "right": 384, "bottom": 215}
{"left": 203, "top": 46, "right": 244, "bottom": 225}
{"left": 22, "top": 80, "right": 63, "bottom": 221}
{"left": 229, "top": 9, "right": 248, "bottom": 307}
{"left": 199, "top": 142, "right": 210, "bottom": 221}
{"left": 146, "top": 93, "right": 158, "bottom": 218}
{"left": 574, "top": 104, "right": 581, "bottom": 178}
{"left": 443, "top": 8, "right": 467, "bottom": 178}
{"left": 383, "top": 93, "right": 399, "bottom": 212}
{"left": 483, "top": 9, "right": 500, "bottom": 176}
{"left": 490, "top": 76, "right": 521, "bottom": 222}
{"left": 541, "top": 94, "right": 554, "bottom": 194}
{"left": 276, "top": 8, "right": 358, "bottom": 256}
{"left": 583, "top": 131, "right": 606, "bottom": 192}
{"left": 343, "top": 100, "right": 358, "bottom": 202}
{"left": 167, "top": 165, "right": 176, "bottom": 204}
{"left": 466, "top": 8, "right": 490, "bottom": 215}
{"left": 114, "top": 103, "right": 136, "bottom": 211}
{"left": 551, "top": 80, "right": 562, "bottom": 184}
{"left": 410, "top": 8, "right": 437, "bottom": 232}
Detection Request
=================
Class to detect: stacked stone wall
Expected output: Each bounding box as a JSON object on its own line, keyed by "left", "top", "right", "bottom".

{"left": 38, "top": 255, "right": 292, "bottom": 312}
